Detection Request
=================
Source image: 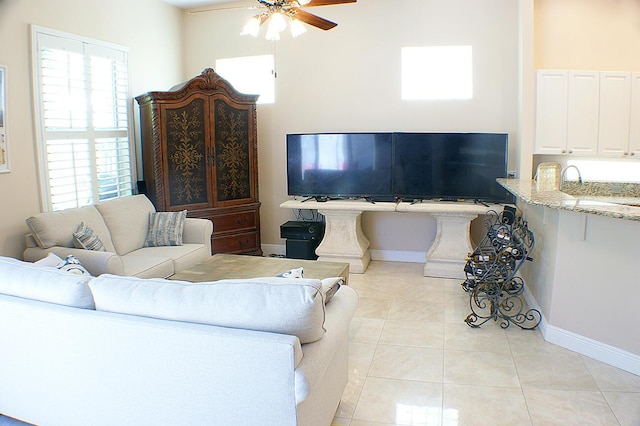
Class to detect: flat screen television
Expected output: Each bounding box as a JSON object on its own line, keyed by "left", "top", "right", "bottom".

{"left": 286, "top": 133, "right": 394, "bottom": 201}
{"left": 393, "top": 132, "right": 512, "bottom": 203}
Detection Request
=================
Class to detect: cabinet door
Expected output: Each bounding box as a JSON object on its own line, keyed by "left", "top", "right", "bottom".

{"left": 598, "top": 72, "right": 631, "bottom": 157}
{"left": 212, "top": 98, "right": 257, "bottom": 206}
{"left": 162, "top": 96, "right": 213, "bottom": 209}
{"left": 629, "top": 72, "right": 640, "bottom": 158}
{"left": 566, "top": 71, "right": 599, "bottom": 156}
{"left": 535, "top": 70, "right": 569, "bottom": 154}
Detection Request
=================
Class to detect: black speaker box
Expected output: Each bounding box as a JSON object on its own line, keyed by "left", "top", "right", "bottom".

{"left": 286, "top": 239, "right": 319, "bottom": 260}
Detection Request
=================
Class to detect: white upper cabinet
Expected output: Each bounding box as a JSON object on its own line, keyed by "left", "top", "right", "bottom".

{"left": 566, "top": 71, "right": 599, "bottom": 156}
{"left": 535, "top": 70, "right": 568, "bottom": 154}
{"left": 598, "top": 72, "right": 632, "bottom": 157}
{"left": 629, "top": 72, "right": 640, "bottom": 158}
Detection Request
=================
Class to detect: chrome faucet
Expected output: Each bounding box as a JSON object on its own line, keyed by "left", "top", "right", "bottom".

{"left": 560, "top": 165, "right": 583, "bottom": 190}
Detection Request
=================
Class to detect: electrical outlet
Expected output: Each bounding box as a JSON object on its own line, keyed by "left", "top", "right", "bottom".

{"left": 507, "top": 170, "right": 517, "bottom": 179}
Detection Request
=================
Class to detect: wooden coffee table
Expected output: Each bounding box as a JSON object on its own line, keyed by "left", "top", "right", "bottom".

{"left": 170, "top": 253, "right": 350, "bottom": 284}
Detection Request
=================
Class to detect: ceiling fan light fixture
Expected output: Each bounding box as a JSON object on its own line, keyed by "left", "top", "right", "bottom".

{"left": 269, "top": 11, "right": 287, "bottom": 33}
{"left": 240, "top": 15, "right": 262, "bottom": 37}
{"left": 290, "top": 18, "right": 307, "bottom": 38}
{"left": 297, "top": 0, "right": 312, "bottom": 5}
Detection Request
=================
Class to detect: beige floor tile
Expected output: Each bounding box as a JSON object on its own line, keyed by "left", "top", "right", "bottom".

{"left": 504, "top": 326, "right": 565, "bottom": 355}
{"left": 523, "top": 388, "right": 619, "bottom": 425}
{"left": 514, "top": 351, "right": 599, "bottom": 391}
{"left": 582, "top": 356, "right": 640, "bottom": 392}
{"left": 442, "top": 383, "right": 531, "bottom": 426}
{"left": 387, "top": 298, "right": 445, "bottom": 323}
{"left": 603, "top": 391, "right": 640, "bottom": 426}
{"left": 348, "top": 342, "right": 377, "bottom": 380}
{"left": 331, "top": 416, "right": 351, "bottom": 426}
{"left": 350, "top": 317, "right": 385, "bottom": 344}
{"left": 369, "top": 345, "right": 444, "bottom": 383}
{"left": 394, "top": 278, "right": 445, "bottom": 302}
{"left": 353, "top": 377, "right": 442, "bottom": 426}
{"left": 349, "top": 420, "right": 396, "bottom": 426}
{"left": 444, "top": 349, "right": 520, "bottom": 388}
{"left": 349, "top": 279, "right": 397, "bottom": 300}
{"left": 444, "top": 322, "right": 511, "bottom": 353}
{"left": 444, "top": 291, "right": 471, "bottom": 324}
{"left": 354, "top": 296, "right": 392, "bottom": 319}
{"left": 379, "top": 320, "right": 444, "bottom": 349}
{"left": 336, "top": 377, "right": 364, "bottom": 419}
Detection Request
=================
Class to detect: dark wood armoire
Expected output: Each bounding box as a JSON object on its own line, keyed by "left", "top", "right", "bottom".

{"left": 135, "top": 68, "right": 262, "bottom": 256}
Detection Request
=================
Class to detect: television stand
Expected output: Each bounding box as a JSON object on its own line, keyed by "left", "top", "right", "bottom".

{"left": 280, "top": 199, "right": 502, "bottom": 277}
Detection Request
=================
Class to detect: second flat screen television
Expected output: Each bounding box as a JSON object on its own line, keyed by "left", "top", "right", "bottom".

{"left": 286, "top": 132, "right": 511, "bottom": 203}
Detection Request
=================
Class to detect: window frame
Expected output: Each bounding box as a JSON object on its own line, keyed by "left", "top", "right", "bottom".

{"left": 31, "top": 25, "right": 136, "bottom": 212}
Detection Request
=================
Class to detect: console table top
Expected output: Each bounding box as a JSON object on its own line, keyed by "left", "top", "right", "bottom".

{"left": 280, "top": 199, "right": 503, "bottom": 214}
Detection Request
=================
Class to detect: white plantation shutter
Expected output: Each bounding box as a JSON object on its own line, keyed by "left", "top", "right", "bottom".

{"left": 33, "top": 27, "right": 133, "bottom": 211}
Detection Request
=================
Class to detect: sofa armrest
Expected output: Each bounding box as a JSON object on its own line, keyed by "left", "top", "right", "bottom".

{"left": 23, "top": 246, "right": 125, "bottom": 276}
{"left": 183, "top": 218, "right": 213, "bottom": 247}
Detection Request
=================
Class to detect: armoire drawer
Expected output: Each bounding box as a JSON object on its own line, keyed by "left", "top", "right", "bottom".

{"left": 212, "top": 211, "right": 257, "bottom": 234}
{"left": 212, "top": 231, "right": 260, "bottom": 254}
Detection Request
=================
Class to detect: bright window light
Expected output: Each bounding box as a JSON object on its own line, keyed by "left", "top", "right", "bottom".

{"left": 567, "top": 159, "right": 640, "bottom": 183}
{"left": 215, "top": 55, "right": 275, "bottom": 104}
{"left": 401, "top": 45, "right": 473, "bottom": 100}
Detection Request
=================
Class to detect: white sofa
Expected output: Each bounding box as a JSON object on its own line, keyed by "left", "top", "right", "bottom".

{"left": 23, "top": 195, "right": 213, "bottom": 278}
{"left": 0, "top": 256, "right": 358, "bottom": 426}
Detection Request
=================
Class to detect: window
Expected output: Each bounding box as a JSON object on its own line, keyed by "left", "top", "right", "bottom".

{"left": 401, "top": 45, "right": 473, "bottom": 100}
{"left": 215, "top": 55, "right": 275, "bottom": 104}
{"left": 32, "top": 26, "right": 134, "bottom": 211}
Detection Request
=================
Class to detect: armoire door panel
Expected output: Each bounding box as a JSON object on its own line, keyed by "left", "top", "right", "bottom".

{"left": 212, "top": 99, "right": 253, "bottom": 204}
{"left": 162, "top": 98, "right": 211, "bottom": 208}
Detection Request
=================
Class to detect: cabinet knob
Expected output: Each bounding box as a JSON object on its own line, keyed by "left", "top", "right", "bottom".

{"left": 631, "top": 152, "right": 636, "bottom": 156}
{"left": 568, "top": 150, "right": 573, "bottom": 154}
{"left": 561, "top": 150, "right": 566, "bottom": 154}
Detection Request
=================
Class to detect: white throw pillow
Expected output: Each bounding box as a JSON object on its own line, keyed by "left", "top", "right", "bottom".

{"left": 89, "top": 274, "right": 326, "bottom": 343}
{"left": 0, "top": 256, "right": 95, "bottom": 309}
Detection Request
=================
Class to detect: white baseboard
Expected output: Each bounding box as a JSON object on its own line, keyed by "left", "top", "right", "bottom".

{"left": 523, "top": 281, "right": 640, "bottom": 376}
{"left": 369, "top": 249, "right": 425, "bottom": 263}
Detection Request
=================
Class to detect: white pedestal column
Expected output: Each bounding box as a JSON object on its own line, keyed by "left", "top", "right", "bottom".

{"left": 396, "top": 202, "right": 495, "bottom": 279}
{"left": 423, "top": 211, "right": 480, "bottom": 279}
{"left": 315, "top": 209, "right": 371, "bottom": 273}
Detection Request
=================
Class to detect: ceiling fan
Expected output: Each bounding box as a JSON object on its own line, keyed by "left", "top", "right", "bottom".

{"left": 189, "top": 0, "right": 357, "bottom": 40}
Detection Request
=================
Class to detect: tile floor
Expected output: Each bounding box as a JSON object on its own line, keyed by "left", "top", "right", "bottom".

{"left": 331, "top": 261, "right": 640, "bottom": 426}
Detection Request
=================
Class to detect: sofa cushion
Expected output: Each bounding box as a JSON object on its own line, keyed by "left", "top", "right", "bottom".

{"left": 128, "top": 244, "right": 209, "bottom": 277}
{"left": 25, "top": 205, "right": 115, "bottom": 252}
{"left": 144, "top": 210, "right": 187, "bottom": 247}
{"left": 120, "top": 254, "right": 174, "bottom": 279}
{"left": 89, "top": 275, "right": 326, "bottom": 343}
{"left": 0, "top": 256, "right": 95, "bottom": 309}
{"left": 95, "top": 195, "right": 155, "bottom": 255}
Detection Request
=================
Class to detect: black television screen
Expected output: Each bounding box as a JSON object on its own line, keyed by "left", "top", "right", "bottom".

{"left": 393, "top": 133, "right": 511, "bottom": 203}
{"left": 286, "top": 133, "right": 394, "bottom": 200}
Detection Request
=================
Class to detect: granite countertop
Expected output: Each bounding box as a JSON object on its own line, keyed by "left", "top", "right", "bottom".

{"left": 497, "top": 178, "right": 640, "bottom": 222}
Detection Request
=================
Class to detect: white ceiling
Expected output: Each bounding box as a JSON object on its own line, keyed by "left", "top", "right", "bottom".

{"left": 162, "top": 0, "right": 243, "bottom": 9}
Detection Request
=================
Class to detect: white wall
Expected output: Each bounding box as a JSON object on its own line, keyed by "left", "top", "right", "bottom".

{"left": 181, "top": 0, "right": 521, "bottom": 254}
{"left": 535, "top": 0, "right": 640, "bottom": 70}
{"left": 0, "top": 0, "right": 183, "bottom": 258}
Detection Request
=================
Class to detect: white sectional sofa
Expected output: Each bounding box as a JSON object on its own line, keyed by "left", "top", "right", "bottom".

{"left": 22, "top": 194, "right": 213, "bottom": 278}
{"left": 0, "top": 256, "right": 358, "bottom": 426}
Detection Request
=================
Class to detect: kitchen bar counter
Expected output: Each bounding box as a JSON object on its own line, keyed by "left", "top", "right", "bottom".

{"left": 497, "top": 178, "right": 640, "bottom": 221}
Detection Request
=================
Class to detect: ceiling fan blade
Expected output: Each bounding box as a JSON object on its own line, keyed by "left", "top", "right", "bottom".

{"left": 302, "top": 0, "right": 356, "bottom": 7}
{"left": 292, "top": 8, "right": 338, "bottom": 30}
{"left": 188, "top": 0, "right": 259, "bottom": 14}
